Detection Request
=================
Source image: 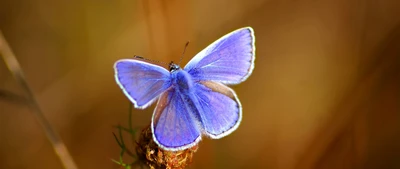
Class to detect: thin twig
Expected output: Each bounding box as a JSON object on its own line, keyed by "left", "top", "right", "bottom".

{"left": 0, "top": 88, "right": 27, "bottom": 104}
{"left": 0, "top": 30, "right": 78, "bottom": 169}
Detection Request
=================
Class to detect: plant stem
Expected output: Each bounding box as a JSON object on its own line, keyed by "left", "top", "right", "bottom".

{"left": 0, "top": 30, "right": 78, "bottom": 169}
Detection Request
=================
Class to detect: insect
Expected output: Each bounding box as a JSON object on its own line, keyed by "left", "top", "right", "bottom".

{"left": 114, "top": 27, "right": 255, "bottom": 151}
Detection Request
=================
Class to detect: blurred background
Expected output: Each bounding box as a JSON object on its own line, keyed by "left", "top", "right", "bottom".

{"left": 1, "top": 0, "right": 400, "bottom": 169}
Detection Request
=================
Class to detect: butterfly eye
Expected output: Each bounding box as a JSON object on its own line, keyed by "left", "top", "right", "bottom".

{"left": 169, "top": 62, "right": 180, "bottom": 72}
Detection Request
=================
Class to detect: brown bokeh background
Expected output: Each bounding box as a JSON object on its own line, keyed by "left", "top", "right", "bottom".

{"left": 1, "top": 0, "right": 400, "bottom": 169}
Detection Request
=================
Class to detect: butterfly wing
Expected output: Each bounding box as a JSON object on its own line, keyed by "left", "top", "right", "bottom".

{"left": 114, "top": 59, "right": 172, "bottom": 109}
{"left": 184, "top": 27, "right": 255, "bottom": 85}
{"left": 151, "top": 88, "right": 201, "bottom": 151}
{"left": 191, "top": 81, "right": 242, "bottom": 138}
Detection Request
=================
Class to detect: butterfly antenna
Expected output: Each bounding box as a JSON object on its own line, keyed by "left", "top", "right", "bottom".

{"left": 178, "top": 41, "right": 190, "bottom": 65}
{"left": 133, "top": 55, "right": 168, "bottom": 66}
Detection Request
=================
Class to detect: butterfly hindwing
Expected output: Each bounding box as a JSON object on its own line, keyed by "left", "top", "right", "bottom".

{"left": 184, "top": 27, "right": 255, "bottom": 85}
{"left": 191, "top": 81, "right": 242, "bottom": 138}
{"left": 151, "top": 88, "right": 201, "bottom": 151}
{"left": 114, "top": 59, "right": 172, "bottom": 109}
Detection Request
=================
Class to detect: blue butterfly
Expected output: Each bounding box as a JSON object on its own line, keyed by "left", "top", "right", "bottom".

{"left": 114, "top": 27, "right": 255, "bottom": 151}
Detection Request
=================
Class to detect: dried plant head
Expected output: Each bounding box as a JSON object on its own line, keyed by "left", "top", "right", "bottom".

{"left": 136, "top": 125, "right": 198, "bottom": 169}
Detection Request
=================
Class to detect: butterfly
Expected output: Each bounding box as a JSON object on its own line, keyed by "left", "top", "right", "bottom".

{"left": 114, "top": 27, "right": 255, "bottom": 151}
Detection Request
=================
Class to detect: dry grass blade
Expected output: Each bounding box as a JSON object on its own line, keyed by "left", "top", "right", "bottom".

{"left": 0, "top": 89, "right": 27, "bottom": 104}
{"left": 0, "top": 30, "right": 78, "bottom": 169}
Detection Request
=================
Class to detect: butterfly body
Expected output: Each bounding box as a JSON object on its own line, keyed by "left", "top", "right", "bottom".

{"left": 171, "top": 66, "right": 194, "bottom": 94}
{"left": 114, "top": 27, "right": 255, "bottom": 151}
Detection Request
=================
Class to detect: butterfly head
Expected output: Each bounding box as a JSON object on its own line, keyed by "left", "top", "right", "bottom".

{"left": 169, "top": 61, "right": 181, "bottom": 72}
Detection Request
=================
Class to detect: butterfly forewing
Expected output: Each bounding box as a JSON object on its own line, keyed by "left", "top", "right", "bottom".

{"left": 114, "top": 59, "right": 172, "bottom": 109}
{"left": 184, "top": 27, "right": 255, "bottom": 85}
